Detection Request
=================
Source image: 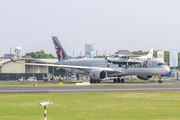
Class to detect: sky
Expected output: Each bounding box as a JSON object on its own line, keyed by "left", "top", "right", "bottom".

{"left": 0, "top": 0, "right": 180, "bottom": 57}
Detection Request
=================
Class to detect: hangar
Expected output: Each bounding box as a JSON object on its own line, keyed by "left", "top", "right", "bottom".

{"left": 0, "top": 58, "right": 65, "bottom": 80}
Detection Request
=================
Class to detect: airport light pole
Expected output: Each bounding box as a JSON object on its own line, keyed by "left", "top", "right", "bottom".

{"left": 33, "top": 58, "right": 34, "bottom": 77}
{"left": 52, "top": 67, "right": 54, "bottom": 81}
{"left": 39, "top": 100, "right": 53, "bottom": 120}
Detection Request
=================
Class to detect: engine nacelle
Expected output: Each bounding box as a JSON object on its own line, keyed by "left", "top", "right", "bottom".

{"left": 89, "top": 70, "right": 107, "bottom": 81}
{"left": 137, "top": 75, "right": 153, "bottom": 80}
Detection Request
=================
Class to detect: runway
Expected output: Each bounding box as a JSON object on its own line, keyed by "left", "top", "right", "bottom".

{"left": 1, "top": 83, "right": 180, "bottom": 93}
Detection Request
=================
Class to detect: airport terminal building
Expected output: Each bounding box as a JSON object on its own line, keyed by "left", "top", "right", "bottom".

{"left": 0, "top": 58, "right": 65, "bottom": 80}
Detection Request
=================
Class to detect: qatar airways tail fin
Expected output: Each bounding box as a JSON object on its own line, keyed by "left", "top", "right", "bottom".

{"left": 52, "top": 36, "right": 69, "bottom": 61}
{"left": 147, "top": 48, "right": 154, "bottom": 58}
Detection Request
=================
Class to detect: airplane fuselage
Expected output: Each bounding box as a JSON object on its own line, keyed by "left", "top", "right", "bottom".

{"left": 56, "top": 58, "right": 169, "bottom": 77}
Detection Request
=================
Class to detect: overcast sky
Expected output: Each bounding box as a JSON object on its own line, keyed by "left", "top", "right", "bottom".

{"left": 0, "top": 0, "right": 179, "bottom": 57}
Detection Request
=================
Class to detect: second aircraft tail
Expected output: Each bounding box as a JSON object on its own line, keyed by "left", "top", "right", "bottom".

{"left": 147, "top": 48, "right": 154, "bottom": 58}
{"left": 52, "top": 36, "right": 69, "bottom": 61}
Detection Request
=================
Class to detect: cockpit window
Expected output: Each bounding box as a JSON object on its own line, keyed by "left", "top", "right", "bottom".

{"left": 113, "top": 55, "right": 119, "bottom": 58}
{"left": 158, "top": 63, "right": 167, "bottom": 66}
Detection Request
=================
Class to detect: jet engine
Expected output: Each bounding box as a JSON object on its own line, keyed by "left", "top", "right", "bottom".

{"left": 89, "top": 70, "right": 107, "bottom": 81}
{"left": 137, "top": 75, "right": 153, "bottom": 80}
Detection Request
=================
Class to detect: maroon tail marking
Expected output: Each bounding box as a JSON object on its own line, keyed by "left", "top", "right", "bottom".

{"left": 53, "top": 39, "right": 66, "bottom": 61}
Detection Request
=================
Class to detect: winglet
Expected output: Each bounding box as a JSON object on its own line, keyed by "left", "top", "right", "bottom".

{"left": 8, "top": 56, "right": 16, "bottom": 62}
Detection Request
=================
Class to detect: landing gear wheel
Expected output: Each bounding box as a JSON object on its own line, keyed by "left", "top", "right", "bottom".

{"left": 120, "top": 79, "right": 124, "bottom": 83}
{"left": 158, "top": 75, "right": 162, "bottom": 83}
{"left": 90, "top": 79, "right": 93, "bottom": 83}
{"left": 158, "top": 80, "right": 162, "bottom": 83}
{"left": 98, "top": 81, "right": 100, "bottom": 83}
{"left": 113, "top": 79, "right": 117, "bottom": 83}
{"left": 118, "top": 80, "right": 120, "bottom": 83}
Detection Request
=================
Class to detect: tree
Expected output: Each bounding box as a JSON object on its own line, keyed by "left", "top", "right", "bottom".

{"left": 68, "top": 56, "right": 73, "bottom": 59}
{"left": 26, "top": 50, "right": 57, "bottom": 59}
{"left": 76, "top": 55, "right": 83, "bottom": 59}
{"left": 94, "top": 55, "right": 104, "bottom": 58}
{"left": 164, "top": 51, "right": 169, "bottom": 64}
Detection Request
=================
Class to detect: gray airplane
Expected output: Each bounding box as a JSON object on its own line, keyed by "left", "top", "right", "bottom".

{"left": 11, "top": 36, "right": 170, "bottom": 83}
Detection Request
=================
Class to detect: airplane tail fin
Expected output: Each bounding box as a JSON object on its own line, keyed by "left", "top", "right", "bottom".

{"left": 52, "top": 36, "right": 69, "bottom": 61}
{"left": 147, "top": 48, "right": 154, "bottom": 58}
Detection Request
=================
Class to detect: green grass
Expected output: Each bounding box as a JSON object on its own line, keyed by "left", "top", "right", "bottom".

{"left": 0, "top": 91, "right": 180, "bottom": 120}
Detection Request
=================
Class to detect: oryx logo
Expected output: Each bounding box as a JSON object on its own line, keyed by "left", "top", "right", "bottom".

{"left": 93, "top": 73, "right": 95, "bottom": 77}
{"left": 53, "top": 38, "right": 66, "bottom": 61}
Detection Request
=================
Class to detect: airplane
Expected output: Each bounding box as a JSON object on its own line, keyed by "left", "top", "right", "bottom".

{"left": 104, "top": 48, "right": 154, "bottom": 68}
{"left": 10, "top": 36, "right": 170, "bottom": 83}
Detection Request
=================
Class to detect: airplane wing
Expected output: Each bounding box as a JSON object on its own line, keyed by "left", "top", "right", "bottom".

{"left": 108, "top": 54, "right": 142, "bottom": 57}
{"left": 10, "top": 58, "right": 122, "bottom": 73}
{"left": 118, "top": 55, "right": 142, "bottom": 57}
{"left": 25, "top": 63, "right": 121, "bottom": 73}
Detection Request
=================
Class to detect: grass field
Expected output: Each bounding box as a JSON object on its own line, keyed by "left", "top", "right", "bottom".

{"left": 0, "top": 91, "right": 180, "bottom": 120}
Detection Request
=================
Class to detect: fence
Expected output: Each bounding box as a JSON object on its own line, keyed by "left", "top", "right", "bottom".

{"left": 0, "top": 73, "right": 47, "bottom": 81}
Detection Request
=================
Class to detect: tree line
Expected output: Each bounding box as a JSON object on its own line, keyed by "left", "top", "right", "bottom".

{"left": 26, "top": 50, "right": 57, "bottom": 59}
{"left": 25, "top": 50, "right": 104, "bottom": 59}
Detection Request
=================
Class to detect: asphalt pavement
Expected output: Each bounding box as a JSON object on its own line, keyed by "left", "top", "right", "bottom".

{"left": 0, "top": 83, "right": 180, "bottom": 93}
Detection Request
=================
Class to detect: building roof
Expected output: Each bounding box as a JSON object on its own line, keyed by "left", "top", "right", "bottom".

{"left": 0, "top": 58, "right": 58, "bottom": 66}
{"left": 22, "top": 56, "right": 32, "bottom": 58}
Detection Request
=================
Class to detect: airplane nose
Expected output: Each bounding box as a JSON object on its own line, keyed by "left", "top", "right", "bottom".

{"left": 163, "top": 67, "right": 170, "bottom": 74}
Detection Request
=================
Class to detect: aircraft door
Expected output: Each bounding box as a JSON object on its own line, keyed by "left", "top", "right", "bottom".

{"left": 148, "top": 61, "right": 152, "bottom": 68}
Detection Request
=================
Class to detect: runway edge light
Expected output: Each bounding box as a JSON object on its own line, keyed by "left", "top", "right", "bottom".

{"left": 39, "top": 100, "right": 53, "bottom": 120}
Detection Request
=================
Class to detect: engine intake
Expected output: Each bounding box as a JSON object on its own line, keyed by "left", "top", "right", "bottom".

{"left": 89, "top": 70, "right": 107, "bottom": 81}
{"left": 137, "top": 75, "right": 153, "bottom": 80}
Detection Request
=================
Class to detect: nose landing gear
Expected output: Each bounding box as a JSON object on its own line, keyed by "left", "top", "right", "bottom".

{"left": 158, "top": 75, "right": 162, "bottom": 83}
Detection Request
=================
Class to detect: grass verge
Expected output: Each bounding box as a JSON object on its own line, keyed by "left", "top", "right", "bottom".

{"left": 0, "top": 91, "right": 180, "bottom": 120}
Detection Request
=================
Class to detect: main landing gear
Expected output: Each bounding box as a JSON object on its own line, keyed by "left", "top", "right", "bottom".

{"left": 158, "top": 75, "right": 162, "bottom": 83}
{"left": 90, "top": 79, "right": 100, "bottom": 83}
{"left": 113, "top": 77, "right": 124, "bottom": 83}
